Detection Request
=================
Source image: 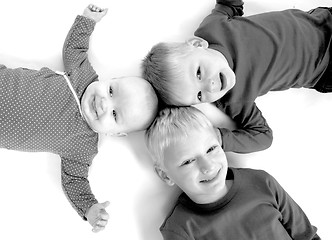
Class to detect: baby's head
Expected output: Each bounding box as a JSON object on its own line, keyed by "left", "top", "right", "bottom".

{"left": 142, "top": 37, "right": 235, "bottom": 106}
{"left": 145, "top": 106, "right": 229, "bottom": 204}
{"left": 81, "top": 76, "right": 158, "bottom": 135}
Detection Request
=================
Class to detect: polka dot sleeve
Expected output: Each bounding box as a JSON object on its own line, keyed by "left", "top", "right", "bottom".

{"left": 62, "top": 15, "right": 96, "bottom": 75}
{"left": 0, "top": 15, "right": 100, "bottom": 220}
{"left": 61, "top": 155, "right": 98, "bottom": 219}
{"left": 59, "top": 15, "right": 99, "bottom": 219}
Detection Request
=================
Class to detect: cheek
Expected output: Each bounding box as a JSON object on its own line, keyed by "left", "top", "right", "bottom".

{"left": 205, "top": 92, "right": 224, "bottom": 103}
{"left": 211, "top": 150, "right": 226, "bottom": 162}
{"left": 97, "top": 116, "right": 116, "bottom": 133}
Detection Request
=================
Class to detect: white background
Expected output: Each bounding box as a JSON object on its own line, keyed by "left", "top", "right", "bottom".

{"left": 0, "top": 0, "right": 331, "bottom": 239}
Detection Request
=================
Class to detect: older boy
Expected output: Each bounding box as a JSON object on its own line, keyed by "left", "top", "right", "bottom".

{"left": 142, "top": 0, "right": 332, "bottom": 153}
{"left": 0, "top": 4, "right": 158, "bottom": 232}
{"left": 145, "top": 106, "right": 320, "bottom": 240}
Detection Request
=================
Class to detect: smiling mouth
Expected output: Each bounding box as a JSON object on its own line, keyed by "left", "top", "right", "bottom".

{"left": 200, "top": 169, "right": 221, "bottom": 183}
{"left": 91, "top": 97, "right": 98, "bottom": 119}
{"left": 219, "top": 72, "right": 225, "bottom": 91}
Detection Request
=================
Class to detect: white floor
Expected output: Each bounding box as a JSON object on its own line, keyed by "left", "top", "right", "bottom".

{"left": 0, "top": 0, "right": 331, "bottom": 239}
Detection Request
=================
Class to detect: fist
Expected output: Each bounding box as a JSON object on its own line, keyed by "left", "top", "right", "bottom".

{"left": 85, "top": 201, "right": 110, "bottom": 233}
{"left": 83, "top": 4, "right": 108, "bottom": 23}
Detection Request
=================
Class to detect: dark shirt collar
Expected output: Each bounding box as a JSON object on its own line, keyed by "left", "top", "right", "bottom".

{"left": 179, "top": 167, "right": 241, "bottom": 213}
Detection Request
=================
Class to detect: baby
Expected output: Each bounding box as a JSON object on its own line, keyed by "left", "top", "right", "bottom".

{"left": 145, "top": 106, "right": 320, "bottom": 240}
{"left": 0, "top": 4, "right": 158, "bottom": 232}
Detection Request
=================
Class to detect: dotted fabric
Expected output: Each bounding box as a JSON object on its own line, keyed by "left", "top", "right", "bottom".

{"left": 0, "top": 15, "right": 100, "bottom": 219}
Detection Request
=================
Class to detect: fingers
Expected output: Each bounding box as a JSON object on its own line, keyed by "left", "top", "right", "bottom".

{"left": 92, "top": 218, "right": 108, "bottom": 232}
{"left": 94, "top": 201, "right": 110, "bottom": 211}
{"left": 91, "top": 202, "right": 110, "bottom": 233}
{"left": 88, "top": 4, "right": 106, "bottom": 13}
{"left": 101, "top": 201, "right": 110, "bottom": 208}
{"left": 92, "top": 218, "right": 108, "bottom": 233}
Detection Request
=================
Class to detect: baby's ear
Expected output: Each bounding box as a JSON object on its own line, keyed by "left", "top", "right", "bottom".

{"left": 154, "top": 166, "right": 174, "bottom": 186}
{"left": 186, "top": 36, "right": 209, "bottom": 48}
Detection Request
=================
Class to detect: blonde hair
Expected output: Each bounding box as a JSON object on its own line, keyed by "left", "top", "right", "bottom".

{"left": 145, "top": 106, "right": 213, "bottom": 169}
{"left": 141, "top": 42, "right": 193, "bottom": 105}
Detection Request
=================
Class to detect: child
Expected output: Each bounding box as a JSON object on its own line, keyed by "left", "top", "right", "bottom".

{"left": 145, "top": 106, "right": 320, "bottom": 240}
{"left": 142, "top": 0, "right": 332, "bottom": 153}
{"left": 0, "top": 4, "right": 158, "bottom": 233}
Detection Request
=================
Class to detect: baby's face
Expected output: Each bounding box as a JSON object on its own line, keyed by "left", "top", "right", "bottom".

{"left": 81, "top": 76, "right": 154, "bottom": 134}
{"left": 162, "top": 127, "right": 229, "bottom": 204}
{"left": 171, "top": 45, "right": 235, "bottom": 105}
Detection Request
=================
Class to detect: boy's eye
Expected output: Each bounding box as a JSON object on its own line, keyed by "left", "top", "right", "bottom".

{"left": 197, "top": 91, "right": 202, "bottom": 101}
{"left": 109, "top": 86, "right": 113, "bottom": 96}
{"left": 112, "top": 110, "right": 117, "bottom": 121}
{"left": 197, "top": 67, "right": 201, "bottom": 80}
{"left": 207, "top": 145, "right": 217, "bottom": 154}
{"left": 181, "top": 158, "right": 195, "bottom": 166}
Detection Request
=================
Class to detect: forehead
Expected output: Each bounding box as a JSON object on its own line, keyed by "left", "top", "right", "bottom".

{"left": 114, "top": 77, "right": 153, "bottom": 127}
{"left": 111, "top": 76, "right": 148, "bottom": 90}
{"left": 164, "top": 127, "right": 218, "bottom": 161}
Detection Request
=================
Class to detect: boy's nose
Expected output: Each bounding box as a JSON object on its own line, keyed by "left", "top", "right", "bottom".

{"left": 205, "top": 77, "right": 221, "bottom": 93}
{"left": 198, "top": 157, "right": 216, "bottom": 174}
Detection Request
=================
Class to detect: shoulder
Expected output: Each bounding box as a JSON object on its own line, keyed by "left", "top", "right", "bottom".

{"left": 235, "top": 168, "right": 273, "bottom": 184}
{"left": 160, "top": 197, "right": 191, "bottom": 239}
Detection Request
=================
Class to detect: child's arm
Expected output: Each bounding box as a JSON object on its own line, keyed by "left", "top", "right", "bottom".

{"left": 193, "top": 103, "right": 237, "bottom": 130}
{"left": 62, "top": 4, "right": 107, "bottom": 75}
{"left": 268, "top": 173, "right": 320, "bottom": 240}
{"left": 218, "top": 102, "right": 273, "bottom": 153}
{"left": 215, "top": 0, "right": 244, "bottom": 17}
{"left": 61, "top": 155, "right": 109, "bottom": 232}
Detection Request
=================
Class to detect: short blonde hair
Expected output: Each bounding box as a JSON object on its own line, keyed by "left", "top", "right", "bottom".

{"left": 145, "top": 106, "right": 213, "bottom": 169}
{"left": 141, "top": 42, "right": 193, "bottom": 105}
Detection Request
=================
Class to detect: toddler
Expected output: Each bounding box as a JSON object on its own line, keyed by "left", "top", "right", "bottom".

{"left": 145, "top": 106, "right": 320, "bottom": 240}
{"left": 142, "top": 0, "right": 332, "bottom": 153}
{"left": 0, "top": 4, "right": 158, "bottom": 232}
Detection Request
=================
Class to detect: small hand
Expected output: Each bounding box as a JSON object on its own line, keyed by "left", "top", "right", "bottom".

{"left": 83, "top": 4, "right": 108, "bottom": 23}
{"left": 85, "top": 201, "right": 110, "bottom": 233}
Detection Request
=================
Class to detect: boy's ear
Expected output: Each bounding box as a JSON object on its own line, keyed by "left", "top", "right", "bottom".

{"left": 186, "top": 36, "right": 209, "bottom": 48}
{"left": 214, "top": 128, "right": 222, "bottom": 145}
{"left": 154, "top": 166, "right": 174, "bottom": 186}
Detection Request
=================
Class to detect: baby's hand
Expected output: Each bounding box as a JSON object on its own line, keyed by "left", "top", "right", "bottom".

{"left": 85, "top": 201, "right": 110, "bottom": 233}
{"left": 83, "top": 4, "right": 108, "bottom": 23}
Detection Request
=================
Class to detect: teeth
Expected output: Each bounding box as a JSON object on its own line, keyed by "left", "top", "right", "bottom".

{"left": 201, "top": 170, "right": 220, "bottom": 183}
{"left": 219, "top": 72, "right": 223, "bottom": 80}
{"left": 201, "top": 178, "right": 212, "bottom": 183}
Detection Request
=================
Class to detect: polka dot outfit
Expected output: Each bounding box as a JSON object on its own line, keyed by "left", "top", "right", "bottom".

{"left": 0, "top": 16, "right": 100, "bottom": 219}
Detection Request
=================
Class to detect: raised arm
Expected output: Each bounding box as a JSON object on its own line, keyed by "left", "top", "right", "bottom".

{"left": 62, "top": 4, "right": 107, "bottom": 74}
{"left": 218, "top": 102, "right": 273, "bottom": 153}
{"left": 215, "top": 0, "right": 244, "bottom": 17}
